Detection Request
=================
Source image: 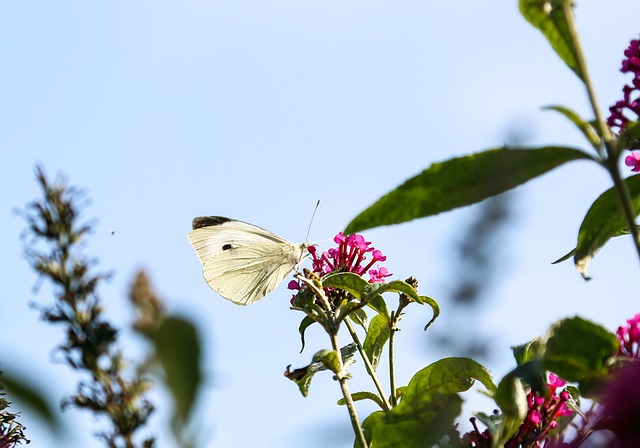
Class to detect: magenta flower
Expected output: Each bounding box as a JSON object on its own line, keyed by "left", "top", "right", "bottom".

{"left": 608, "top": 37, "right": 640, "bottom": 155}
{"left": 625, "top": 152, "right": 640, "bottom": 172}
{"left": 289, "top": 232, "right": 391, "bottom": 303}
{"left": 616, "top": 312, "right": 640, "bottom": 358}
{"left": 593, "top": 361, "right": 640, "bottom": 446}
{"left": 463, "top": 373, "right": 572, "bottom": 447}
{"left": 308, "top": 232, "right": 391, "bottom": 283}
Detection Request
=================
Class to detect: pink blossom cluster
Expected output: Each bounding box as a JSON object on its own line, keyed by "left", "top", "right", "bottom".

{"left": 616, "top": 312, "right": 640, "bottom": 358}
{"left": 607, "top": 37, "right": 640, "bottom": 170}
{"left": 309, "top": 232, "right": 390, "bottom": 282}
{"left": 462, "top": 373, "right": 572, "bottom": 448}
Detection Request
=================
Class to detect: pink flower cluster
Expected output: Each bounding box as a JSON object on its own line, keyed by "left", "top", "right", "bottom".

{"left": 288, "top": 232, "right": 391, "bottom": 301}
{"left": 310, "top": 232, "right": 390, "bottom": 283}
{"left": 608, "top": 37, "right": 640, "bottom": 170}
{"left": 616, "top": 312, "right": 640, "bottom": 358}
{"left": 462, "top": 373, "right": 572, "bottom": 448}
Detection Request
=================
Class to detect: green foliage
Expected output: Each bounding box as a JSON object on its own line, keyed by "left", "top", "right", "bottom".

{"left": 572, "top": 174, "right": 640, "bottom": 278}
{"left": 146, "top": 318, "right": 202, "bottom": 427}
{"left": 542, "top": 317, "right": 619, "bottom": 393}
{"left": 345, "top": 147, "right": 590, "bottom": 234}
{"left": 0, "top": 372, "right": 61, "bottom": 436}
{"left": 363, "top": 314, "right": 390, "bottom": 372}
{"left": 519, "top": 0, "right": 584, "bottom": 80}
{"left": 543, "top": 105, "right": 600, "bottom": 149}
{"left": 362, "top": 358, "right": 492, "bottom": 448}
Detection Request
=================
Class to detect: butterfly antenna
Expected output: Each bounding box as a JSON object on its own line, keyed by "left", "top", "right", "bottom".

{"left": 305, "top": 200, "right": 320, "bottom": 243}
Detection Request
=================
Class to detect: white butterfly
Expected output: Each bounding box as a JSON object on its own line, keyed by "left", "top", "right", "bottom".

{"left": 187, "top": 216, "right": 308, "bottom": 305}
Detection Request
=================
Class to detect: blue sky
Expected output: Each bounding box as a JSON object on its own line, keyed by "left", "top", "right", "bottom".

{"left": 2, "top": 2, "right": 639, "bottom": 447}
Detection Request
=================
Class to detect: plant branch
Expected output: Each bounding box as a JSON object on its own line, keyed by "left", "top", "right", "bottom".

{"left": 344, "top": 319, "right": 391, "bottom": 412}
{"left": 328, "top": 329, "right": 368, "bottom": 448}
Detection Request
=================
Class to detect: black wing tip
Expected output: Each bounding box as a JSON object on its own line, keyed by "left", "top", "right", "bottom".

{"left": 192, "top": 216, "right": 232, "bottom": 230}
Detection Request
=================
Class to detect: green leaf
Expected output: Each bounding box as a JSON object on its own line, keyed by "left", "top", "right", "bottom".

{"left": 362, "top": 392, "right": 462, "bottom": 448}
{"left": 348, "top": 308, "right": 369, "bottom": 329}
{"left": 617, "top": 119, "right": 640, "bottom": 152}
{"left": 403, "top": 357, "right": 497, "bottom": 399}
{"left": 321, "top": 271, "right": 370, "bottom": 299}
{"left": 147, "top": 316, "right": 202, "bottom": 424}
{"left": 0, "top": 371, "right": 62, "bottom": 434}
{"left": 543, "top": 316, "right": 618, "bottom": 394}
{"left": 519, "top": 0, "right": 584, "bottom": 81}
{"left": 543, "top": 105, "right": 600, "bottom": 148}
{"left": 419, "top": 295, "right": 440, "bottom": 331}
{"left": 345, "top": 146, "right": 590, "bottom": 233}
{"left": 337, "top": 391, "right": 385, "bottom": 410}
{"left": 285, "top": 343, "right": 358, "bottom": 397}
{"left": 298, "top": 315, "right": 316, "bottom": 353}
{"left": 363, "top": 314, "right": 391, "bottom": 372}
{"left": 512, "top": 339, "right": 544, "bottom": 365}
{"left": 573, "top": 174, "right": 640, "bottom": 279}
{"left": 490, "top": 374, "right": 528, "bottom": 448}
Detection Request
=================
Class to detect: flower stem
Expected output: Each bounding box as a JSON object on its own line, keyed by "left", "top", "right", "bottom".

{"left": 344, "top": 319, "right": 391, "bottom": 412}
{"left": 329, "top": 330, "right": 369, "bottom": 447}
{"left": 389, "top": 312, "right": 398, "bottom": 407}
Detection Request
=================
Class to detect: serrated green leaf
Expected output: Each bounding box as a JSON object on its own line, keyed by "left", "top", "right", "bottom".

{"left": 337, "top": 391, "right": 385, "bottom": 410}
{"left": 573, "top": 174, "right": 640, "bottom": 279}
{"left": 519, "top": 0, "right": 584, "bottom": 81}
{"left": 298, "top": 315, "right": 316, "bottom": 353}
{"left": 363, "top": 314, "right": 391, "bottom": 372}
{"left": 362, "top": 392, "right": 462, "bottom": 448}
{"left": 543, "top": 105, "right": 600, "bottom": 148}
{"left": 543, "top": 316, "right": 618, "bottom": 393}
{"left": 147, "top": 316, "right": 202, "bottom": 424}
{"left": 345, "top": 147, "right": 590, "bottom": 234}
{"left": 403, "top": 357, "right": 497, "bottom": 399}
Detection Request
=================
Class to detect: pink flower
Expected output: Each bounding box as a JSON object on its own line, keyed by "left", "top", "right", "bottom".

{"left": 616, "top": 312, "right": 640, "bottom": 358}
{"left": 625, "top": 152, "right": 640, "bottom": 172}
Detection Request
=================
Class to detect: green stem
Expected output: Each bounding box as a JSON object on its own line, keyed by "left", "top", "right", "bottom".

{"left": 389, "top": 312, "right": 398, "bottom": 407}
{"left": 329, "top": 330, "right": 369, "bottom": 448}
{"left": 562, "top": 1, "right": 640, "bottom": 260}
{"left": 344, "top": 319, "right": 391, "bottom": 412}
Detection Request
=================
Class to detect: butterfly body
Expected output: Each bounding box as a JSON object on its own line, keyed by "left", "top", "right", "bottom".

{"left": 188, "top": 216, "right": 307, "bottom": 305}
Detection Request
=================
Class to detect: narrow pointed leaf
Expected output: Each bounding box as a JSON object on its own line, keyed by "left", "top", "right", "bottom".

{"left": 363, "top": 314, "right": 391, "bottom": 371}
{"left": 491, "top": 374, "right": 528, "bottom": 448}
{"left": 544, "top": 105, "right": 600, "bottom": 148}
{"left": 298, "top": 315, "right": 316, "bottom": 353}
{"left": 337, "top": 391, "right": 385, "bottom": 410}
{"left": 345, "top": 146, "right": 590, "bottom": 234}
{"left": 519, "top": 0, "right": 584, "bottom": 81}
{"left": 573, "top": 174, "right": 640, "bottom": 279}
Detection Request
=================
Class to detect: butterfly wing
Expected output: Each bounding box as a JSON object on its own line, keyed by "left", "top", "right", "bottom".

{"left": 187, "top": 217, "right": 307, "bottom": 305}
